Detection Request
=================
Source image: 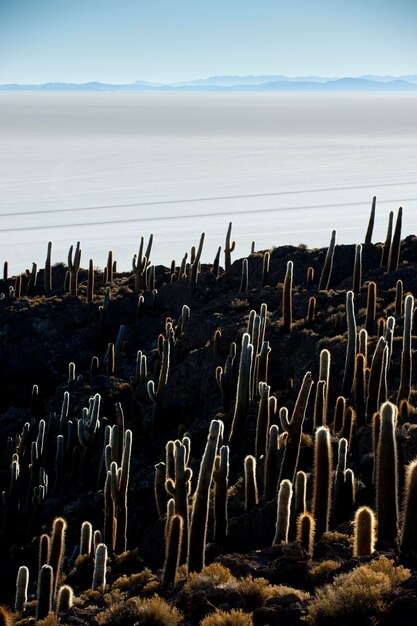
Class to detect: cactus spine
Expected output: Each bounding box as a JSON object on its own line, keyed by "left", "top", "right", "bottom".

{"left": 188, "top": 419, "right": 222, "bottom": 572}
{"left": 353, "top": 506, "right": 376, "bottom": 557}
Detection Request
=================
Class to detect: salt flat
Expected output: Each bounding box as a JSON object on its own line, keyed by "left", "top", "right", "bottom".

{"left": 0, "top": 92, "right": 416, "bottom": 273}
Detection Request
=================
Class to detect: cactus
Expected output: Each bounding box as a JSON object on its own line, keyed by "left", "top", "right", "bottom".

{"left": 216, "top": 342, "right": 236, "bottom": 412}
{"left": 381, "top": 210, "right": 393, "bottom": 267}
{"left": 56, "top": 585, "right": 74, "bottom": 613}
{"left": 37, "top": 564, "right": 53, "bottom": 620}
{"left": 264, "top": 424, "right": 280, "bottom": 501}
{"left": 80, "top": 521, "right": 93, "bottom": 556}
{"left": 387, "top": 206, "right": 402, "bottom": 273}
{"left": 239, "top": 258, "right": 248, "bottom": 292}
{"left": 313, "top": 380, "right": 326, "bottom": 430}
{"left": 279, "top": 372, "right": 313, "bottom": 484}
{"left": 353, "top": 506, "right": 376, "bottom": 557}
{"left": 376, "top": 402, "right": 398, "bottom": 544}
{"left": 341, "top": 291, "right": 357, "bottom": 398}
{"left": 224, "top": 221, "right": 236, "bottom": 273}
{"left": 312, "top": 426, "right": 332, "bottom": 538}
{"left": 352, "top": 243, "right": 362, "bottom": 293}
{"left": 262, "top": 251, "right": 270, "bottom": 287}
{"left": 132, "top": 234, "right": 153, "bottom": 291}
{"left": 190, "top": 232, "right": 205, "bottom": 295}
{"left": 15, "top": 565, "right": 29, "bottom": 613}
{"left": 366, "top": 336, "right": 387, "bottom": 422}
{"left": 49, "top": 516, "right": 66, "bottom": 597}
{"left": 188, "top": 419, "right": 223, "bottom": 572}
{"left": 318, "top": 229, "right": 336, "bottom": 291}
{"left": 255, "top": 382, "right": 271, "bottom": 459}
{"left": 358, "top": 328, "right": 368, "bottom": 364}
{"left": 244, "top": 455, "right": 258, "bottom": 511}
{"left": 355, "top": 353, "right": 366, "bottom": 428}
{"left": 306, "top": 296, "right": 316, "bottom": 326}
{"left": 333, "top": 438, "right": 348, "bottom": 527}
{"left": 68, "top": 241, "right": 81, "bottom": 297}
{"left": 318, "top": 349, "right": 330, "bottom": 414}
{"left": 213, "top": 445, "right": 229, "bottom": 545}
{"left": 400, "top": 458, "right": 417, "bottom": 557}
{"left": 154, "top": 461, "right": 167, "bottom": 519}
{"left": 365, "top": 281, "right": 377, "bottom": 336}
{"left": 273, "top": 479, "right": 293, "bottom": 544}
{"left": 165, "top": 440, "right": 192, "bottom": 563}
{"left": 148, "top": 336, "right": 170, "bottom": 437}
{"left": 228, "top": 333, "right": 254, "bottom": 448}
{"left": 44, "top": 241, "right": 52, "bottom": 293}
{"left": 297, "top": 512, "right": 315, "bottom": 554}
{"left": 92, "top": 543, "right": 108, "bottom": 590}
{"left": 162, "top": 514, "right": 183, "bottom": 589}
{"left": 398, "top": 294, "right": 414, "bottom": 405}
{"left": 364, "top": 196, "right": 376, "bottom": 244}
{"left": 282, "top": 260, "right": 293, "bottom": 332}
{"left": 395, "top": 279, "right": 403, "bottom": 317}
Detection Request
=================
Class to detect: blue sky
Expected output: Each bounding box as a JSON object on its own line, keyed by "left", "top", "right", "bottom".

{"left": 0, "top": 0, "right": 416, "bottom": 83}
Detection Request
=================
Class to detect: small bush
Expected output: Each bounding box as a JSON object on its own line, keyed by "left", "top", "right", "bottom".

{"left": 200, "top": 608, "right": 253, "bottom": 625}
{"left": 219, "top": 577, "right": 310, "bottom": 611}
{"left": 309, "top": 560, "right": 342, "bottom": 584}
{"left": 96, "top": 594, "right": 182, "bottom": 626}
{"left": 305, "top": 556, "right": 410, "bottom": 625}
{"left": 184, "top": 563, "right": 234, "bottom": 592}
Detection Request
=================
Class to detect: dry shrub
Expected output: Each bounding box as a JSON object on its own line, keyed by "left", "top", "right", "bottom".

{"left": 184, "top": 563, "right": 234, "bottom": 592}
{"left": 220, "top": 577, "right": 310, "bottom": 611}
{"left": 112, "top": 568, "right": 159, "bottom": 596}
{"left": 309, "top": 560, "right": 342, "bottom": 584}
{"left": 305, "top": 556, "right": 410, "bottom": 625}
{"left": 200, "top": 608, "right": 254, "bottom": 626}
{"left": 96, "top": 594, "right": 182, "bottom": 626}
{"left": 36, "top": 614, "right": 61, "bottom": 626}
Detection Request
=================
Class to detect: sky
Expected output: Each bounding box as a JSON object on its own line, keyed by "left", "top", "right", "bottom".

{"left": 0, "top": 0, "right": 416, "bottom": 84}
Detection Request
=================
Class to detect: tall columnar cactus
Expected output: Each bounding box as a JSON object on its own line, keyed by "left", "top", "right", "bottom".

{"left": 282, "top": 260, "right": 293, "bottom": 332}
{"left": 395, "top": 279, "right": 403, "bottom": 317}
{"left": 376, "top": 402, "right": 398, "bottom": 544}
{"left": 239, "top": 258, "right": 248, "bottom": 293}
{"left": 384, "top": 316, "right": 395, "bottom": 367}
{"left": 387, "top": 206, "right": 402, "bottom": 273}
{"left": 154, "top": 461, "right": 167, "bottom": 518}
{"left": 255, "top": 382, "right": 271, "bottom": 459}
{"left": 48, "top": 517, "right": 66, "bottom": 598}
{"left": 352, "top": 243, "right": 362, "bottom": 293}
{"left": 224, "top": 221, "right": 236, "bottom": 273}
{"left": 68, "top": 241, "right": 81, "bottom": 297}
{"left": 190, "top": 232, "right": 205, "bottom": 296}
{"left": 264, "top": 424, "right": 280, "bottom": 501}
{"left": 364, "top": 196, "right": 376, "bottom": 244}
{"left": 312, "top": 426, "right": 332, "bottom": 538}
{"left": 148, "top": 337, "right": 170, "bottom": 437}
{"left": 313, "top": 380, "right": 326, "bottom": 430}
{"left": 397, "top": 294, "right": 414, "bottom": 405}
{"left": 132, "top": 234, "right": 153, "bottom": 291}
{"left": 37, "top": 564, "right": 53, "bottom": 620}
{"left": 244, "top": 455, "right": 258, "bottom": 511}
{"left": 366, "top": 336, "right": 387, "bottom": 422}
{"left": 318, "top": 229, "right": 336, "bottom": 291}
{"left": 294, "top": 471, "right": 307, "bottom": 521}
{"left": 216, "top": 342, "right": 236, "bottom": 412}
{"left": 381, "top": 210, "right": 394, "bottom": 267}
{"left": 92, "top": 543, "right": 108, "bottom": 590}
{"left": 358, "top": 328, "right": 368, "bottom": 364}
{"left": 262, "top": 251, "right": 270, "bottom": 287}
{"left": 107, "top": 429, "right": 132, "bottom": 553}
{"left": 353, "top": 506, "right": 376, "bottom": 557}
{"left": 166, "top": 441, "right": 192, "bottom": 563}
{"left": 279, "top": 372, "right": 313, "bottom": 484}
{"left": 400, "top": 458, "right": 417, "bottom": 557}
{"left": 297, "top": 512, "right": 315, "bottom": 554}
{"left": 213, "top": 445, "right": 229, "bottom": 545}
{"left": 355, "top": 353, "right": 366, "bottom": 428}
{"left": 77, "top": 393, "right": 101, "bottom": 488}
{"left": 333, "top": 438, "right": 348, "bottom": 527}
{"left": 188, "top": 419, "right": 223, "bottom": 572}
{"left": 44, "top": 241, "right": 52, "bottom": 293}
{"left": 162, "top": 514, "right": 183, "bottom": 590}
{"left": 15, "top": 565, "right": 29, "bottom": 613}
{"left": 318, "top": 349, "right": 330, "bottom": 414}
{"left": 365, "top": 281, "right": 377, "bottom": 336}
{"left": 229, "top": 333, "right": 254, "bottom": 448}
{"left": 273, "top": 479, "right": 293, "bottom": 544}
{"left": 80, "top": 521, "right": 93, "bottom": 556}
{"left": 341, "top": 291, "right": 357, "bottom": 398}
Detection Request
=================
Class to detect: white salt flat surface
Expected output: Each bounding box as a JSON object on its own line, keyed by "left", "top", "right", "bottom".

{"left": 0, "top": 92, "right": 416, "bottom": 274}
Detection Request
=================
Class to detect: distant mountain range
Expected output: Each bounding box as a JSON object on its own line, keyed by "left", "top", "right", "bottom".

{"left": 2, "top": 75, "right": 417, "bottom": 92}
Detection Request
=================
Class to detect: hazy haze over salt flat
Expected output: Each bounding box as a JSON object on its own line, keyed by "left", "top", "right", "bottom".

{"left": 1, "top": 92, "right": 416, "bottom": 274}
